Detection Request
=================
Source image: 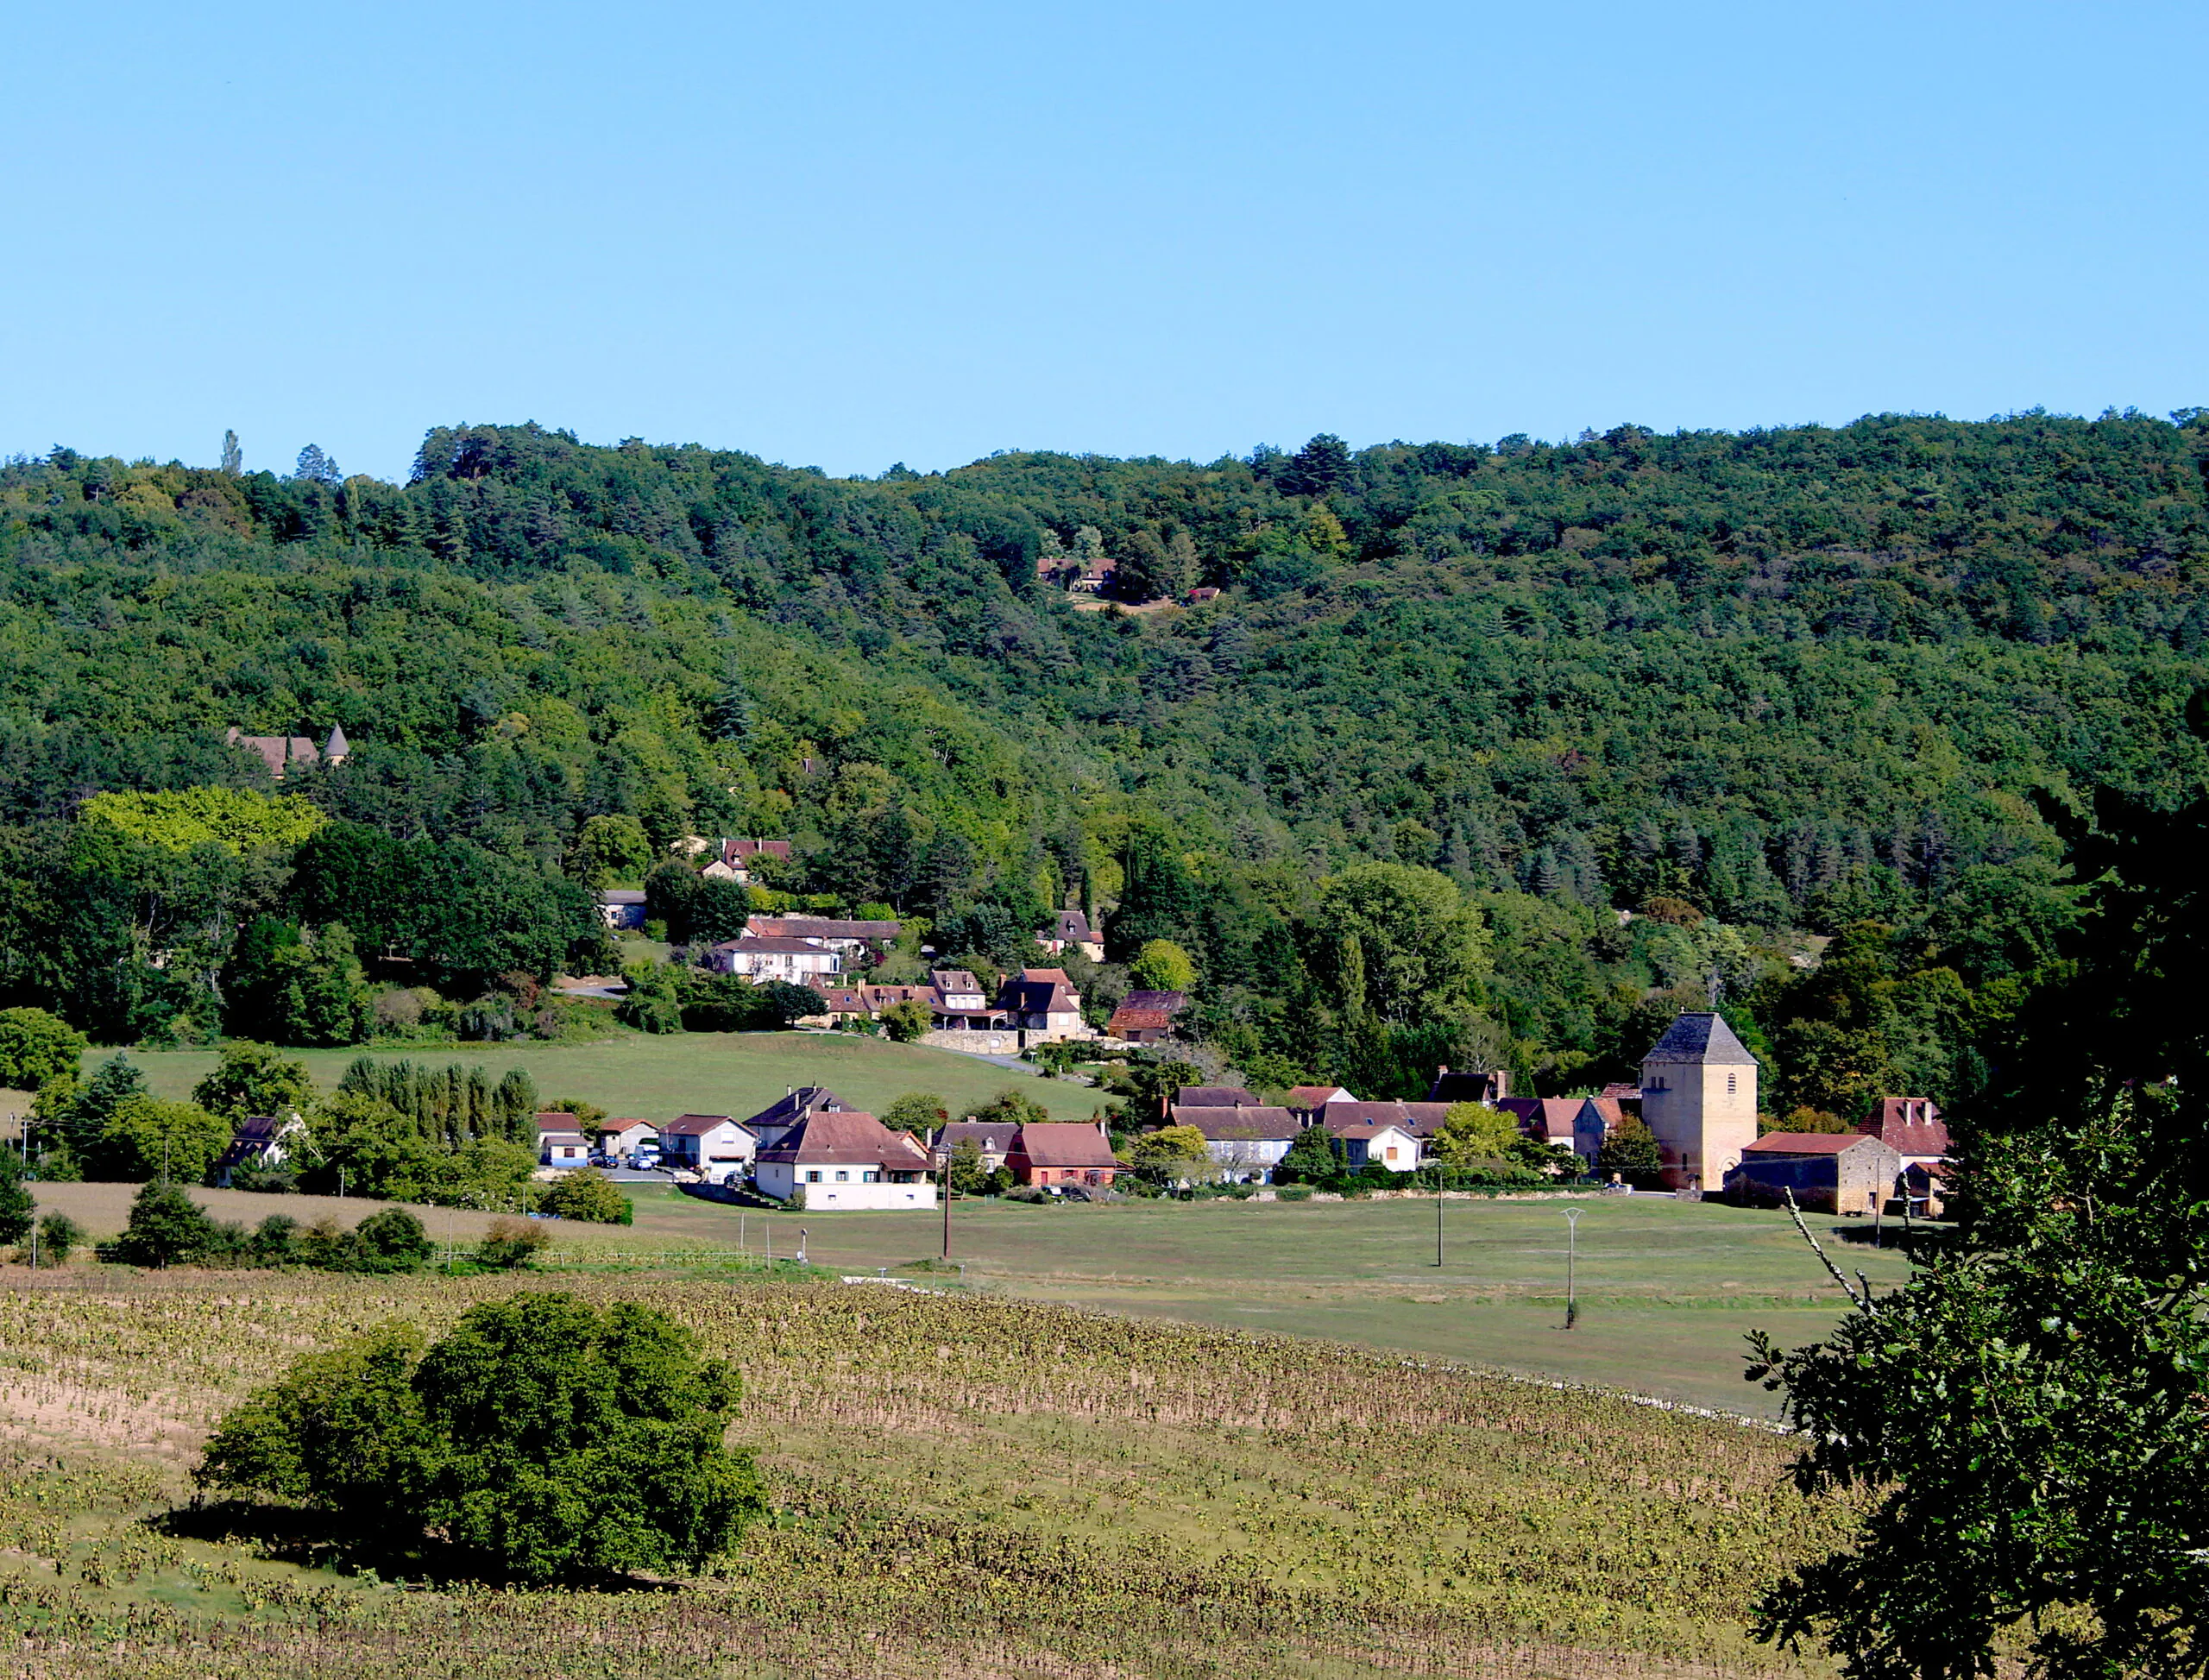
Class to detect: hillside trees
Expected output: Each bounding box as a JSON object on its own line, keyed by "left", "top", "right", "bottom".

{"left": 1748, "top": 768, "right": 2209, "bottom": 1680}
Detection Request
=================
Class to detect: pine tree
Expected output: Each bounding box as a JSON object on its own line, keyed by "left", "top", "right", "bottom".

{"left": 220, "top": 430, "right": 242, "bottom": 475}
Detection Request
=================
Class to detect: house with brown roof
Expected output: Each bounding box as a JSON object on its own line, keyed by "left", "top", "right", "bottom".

{"left": 226, "top": 726, "right": 345, "bottom": 781}
{"left": 702, "top": 934, "right": 842, "bottom": 984}
{"left": 753, "top": 1110, "right": 937, "bottom": 1210}
{"left": 657, "top": 1113, "right": 757, "bottom": 1181}
{"left": 1106, "top": 988, "right": 1187, "bottom": 1044}
{"left": 1318, "top": 1100, "right": 1451, "bottom": 1141}
{"left": 597, "top": 1117, "right": 658, "bottom": 1160}
{"left": 740, "top": 1087, "right": 850, "bottom": 1151}
{"left": 1856, "top": 1097, "right": 1949, "bottom": 1167}
{"left": 1724, "top": 1132, "right": 1903, "bottom": 1216}
{"left": 1570, "top": 1096, "right": 1627, "bottom": 1166}
{"left": 1175, "top": 1085, "right": 1261, "bottom": 1109}
{"left": 744, "top": 915, "right": 900, "bottom": 960}
{"left": 996, "top": 968, "right": 1092, "bottom": 1042}
{"left": 1037, "top": 909, "right": 1104, "bottom": 963}
{"left": 702, "top": 838, "right": 792, "bottom": 886}
{"left": 1169, "top": 1104, "right": 1300, "bottom": 1182}
{"left": 1285, "top": 1085, "right": 1356, "bottom": 1115}
{"left": 535, "top": 1111, "right": 591, "bottom": 1169}
{"left": 1006, "top": 1122, "right": 1121, "bottom": 1189}
{"left": 1331, "top": 1121, "right": 1421, "bottom": 1173}
{"left": 932, "top": 1120, "right": 1020, "bottom": 1173}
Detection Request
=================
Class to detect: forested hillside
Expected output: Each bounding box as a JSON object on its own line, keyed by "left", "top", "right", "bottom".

{"left": 3, "top": 411, "right": 2205, "bottom": 1115}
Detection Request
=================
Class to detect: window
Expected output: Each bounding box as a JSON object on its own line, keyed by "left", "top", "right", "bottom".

{"left": 1384, "top": 1145, "right": 1399, "bottom": 1161}
{"left": 863, "top": 1170, "right": 879, "bottom": 1183}
{"left": 1727, "top": 1073, "right": 1737, "bottom": 1094}
{"left": 806, "top": 1169, "right": 821, "bottom": 1183}
{"left": 834, "top": 1170, "right": 849, "bottom": 1183}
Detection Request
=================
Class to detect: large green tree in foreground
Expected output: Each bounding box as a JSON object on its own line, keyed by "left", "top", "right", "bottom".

{"left": 1748, "top": 758, "right": 2209, "bottom": 1680}
{"left": 197, "top": 1293, "right": 765, "bottom": 1582}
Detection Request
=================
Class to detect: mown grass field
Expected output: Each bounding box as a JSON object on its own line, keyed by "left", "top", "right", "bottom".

{"left": 0, "top": 1266, "right": 1856, "bottom": 1680}
{"left": 622, "top": 1187, "right": 1908, "bottom": 1416}
{"left": 110, "top": 1029, "right": 1101, "bottom": 1124}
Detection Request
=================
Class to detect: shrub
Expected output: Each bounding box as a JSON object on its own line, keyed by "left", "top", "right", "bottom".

{"left": 477, "top": 1217, "right": 552, "bottom": 1269}
{"left": 34, "top": 1211, "right": 80, "bottom": 1262}
{"left": 1274, "top": 1184, "right": 1314, "bottom": 1201}
{"left": 350, "top": 1207, "right": 437, "bottom": 1272}
{"left": 878, "top": 999, "right": 932, "bottom": 1042}
{"left": 110, "top": 1181, "right": 220, "bottom": 1267}
{"left": 195, "top": 1294, "right": 767, "bottom": 1582}
{"left": 540, "top": 1167, "right": 632, "bottom": 1224}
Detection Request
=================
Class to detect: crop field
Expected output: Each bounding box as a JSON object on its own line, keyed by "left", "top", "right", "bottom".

{"left": 0, "top": 1265, "right": 1857, "bottom": 1680}
{"left": 108, "top": 1030, "right": 1101, "bottom": 1125}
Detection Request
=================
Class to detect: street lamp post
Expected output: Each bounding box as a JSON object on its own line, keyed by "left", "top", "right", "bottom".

{"left": 1564, "top": 1207, "right": 1582, "bottom": 1330}
{"left": 1434, "top": 1163, "right": 1444, "bottom": 1267}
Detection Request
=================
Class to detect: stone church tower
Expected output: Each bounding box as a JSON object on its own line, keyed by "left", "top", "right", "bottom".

{"left": 1638, "top": 1012, "right": 1759, "bottom": 1192}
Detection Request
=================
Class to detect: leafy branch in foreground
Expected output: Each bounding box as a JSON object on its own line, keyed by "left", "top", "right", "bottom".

{"left": 1746, "top": 758, "right": 2209, "bottom": 1680}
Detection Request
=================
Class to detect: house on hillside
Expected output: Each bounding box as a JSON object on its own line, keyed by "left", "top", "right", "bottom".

{"left": 1006, "top": 1122, "right": 1121, "bottom": 1189}
{"left": 996, "top": 968, "right": 1092, "bottom": 1042}
{"left": 932, "top": 1120, "right": 1020, "bottom": 1173}
{"left": 595, "top": 889, "right": 648, "bottom": 930}
{"left": 1855, "top": 1097, "right": 1949, "bottom": 1168}
{"left": 1106, "top": 987, "right": 1186, "bottom": 1044}
{"left": 744, "top": 915, "right": 899, "bottom": 962}
{"left": 1723, "top": 1133, "right": 1903, "bottom": 1216}
{"left": 1285, "top": 1085, "right": 1356, "bottom": 1117}
{"left": 226, "top": 725, "right": 349, "bottom": 781}
{"left": 702, "top": 838, "right": 792, "bottom": 886}
{"left": 929, "top": 969, "right": 1010, "bottom": 1030}
{"left": 752, "top": 1110, "right": 937, "bottom": 1210}
{"left": 657, "top": 1114, "right": 757, "bottom": 1181}
{"left": 1037, "top": 909, "right": 1105, "bottom": 963}
{"left": 702, "top": 935, "right": 842, "bottom": 984}
{"left": 1169, "top": 1104, "right": 1300, "bottom": 1182}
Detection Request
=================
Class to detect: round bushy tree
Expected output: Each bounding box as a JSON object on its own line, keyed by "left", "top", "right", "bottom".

{"left": 196, "top": 1294, "right": 765, "bottom": 1582}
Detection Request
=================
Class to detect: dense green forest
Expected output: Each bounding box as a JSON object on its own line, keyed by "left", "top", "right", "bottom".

{"left": 3, "top": 410, "right": 2205, "bottom": 1116}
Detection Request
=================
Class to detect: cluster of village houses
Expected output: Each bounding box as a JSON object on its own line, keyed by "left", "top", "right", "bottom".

{"left": 535, "top": 1000, "right": 1952, "bottom": 1218}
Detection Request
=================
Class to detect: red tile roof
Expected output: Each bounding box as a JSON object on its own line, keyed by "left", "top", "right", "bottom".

{"left": 1009, "top": 1123, "right": 1118, "bottom": 1169}
{"left": 1746, "top": 1132, "right": 1884, "bottom": 1155}
{"left": 661, "top": 1113, "right": 746, "bottom": 1137}
{"left": 756, "top": 1110, "right": 925, "bottom": 1167}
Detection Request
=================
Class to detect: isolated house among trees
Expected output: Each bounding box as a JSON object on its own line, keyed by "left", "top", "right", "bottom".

{"left": 702, "top": 935, "right": 841, "bottom": 984}
{"left": 226, "top": 724, "right": 350, "bottom": 781}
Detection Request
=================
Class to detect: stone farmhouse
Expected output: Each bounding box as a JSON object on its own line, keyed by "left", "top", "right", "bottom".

{"left": 1725, "top": 1132, "right": 1904, "bottom": 1215}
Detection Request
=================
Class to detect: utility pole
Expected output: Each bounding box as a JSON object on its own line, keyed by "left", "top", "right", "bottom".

{"left": 941, "top": 1150, "right": 953, "bottom": 1261}
{"left": 1564, "top": 1207, "right": 1582, "bottom": 1330}
{"left": 1434, "top": 1163, "right": 1444, "bottom": 1267}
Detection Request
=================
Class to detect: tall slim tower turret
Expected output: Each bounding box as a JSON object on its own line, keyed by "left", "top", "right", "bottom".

{"left": 1638, "top": 1011, "right": 1759, "bottom": 1192}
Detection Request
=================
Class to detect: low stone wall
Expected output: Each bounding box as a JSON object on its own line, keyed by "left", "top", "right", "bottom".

{"left": 922, "top": 1028, "right": 1026, "bottom": 1054}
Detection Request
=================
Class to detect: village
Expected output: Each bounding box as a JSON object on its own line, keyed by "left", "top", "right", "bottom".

{"left": 548, "top": 870, "right": 1954, "bottom": 1221}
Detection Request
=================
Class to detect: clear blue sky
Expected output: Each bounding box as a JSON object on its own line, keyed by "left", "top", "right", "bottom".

{"left": 3, "top": 2, "right": 2203, "bottom": 481}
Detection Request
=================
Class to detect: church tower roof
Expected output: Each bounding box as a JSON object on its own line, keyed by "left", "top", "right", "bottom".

{"left": 1642, "top": 1011, "right": 1758, "bottom": 1066}
{"left": 324, "top": 722, "right": 351, "bottom": 759}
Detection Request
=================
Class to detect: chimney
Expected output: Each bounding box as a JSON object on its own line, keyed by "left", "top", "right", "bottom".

{"left": 1492, "top": 1069, "right": 1510, "bottom": 1100}
{"left": 1438, "top": 1065, "right": 1450, "bottom": 1075}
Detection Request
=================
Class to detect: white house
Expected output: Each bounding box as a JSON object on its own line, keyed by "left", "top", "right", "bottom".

{"left": 702, "top": 935, "right": 841, "bottom": 984}
{"left": 1331, "top": 1121, "right": 1421, "bottom": 1173}
{"left": 752, "top": 1109, "right": 938, "bottom": 1211}
{"left": 538, "top": 1129, "right": 590, "bottom": 1168}
{"left": 657, "top": 1113, "right": 758, "bottom": 1181}
{"left": 1170, "top": 1104, "right": 1301, "bottom": 1183}
{"left": 743, "top": 915, "right": 899, "bottom": 961}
